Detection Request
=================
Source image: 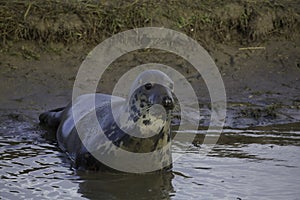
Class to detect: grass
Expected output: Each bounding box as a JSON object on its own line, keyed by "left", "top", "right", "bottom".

{"left": 0, "top": 0, "right": 299, "bottom": 45}
{"left": 241, "top": 104, "right": 281, "bottom": 119}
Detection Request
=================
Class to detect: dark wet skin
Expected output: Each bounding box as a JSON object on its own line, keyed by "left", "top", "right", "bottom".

{"left": 39, "top": 72, "right": 175, "bottom": 171}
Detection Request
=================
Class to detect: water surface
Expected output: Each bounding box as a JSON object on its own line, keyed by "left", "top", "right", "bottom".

{"left": 1, "top": 116, "right": 299, "bottom": 200}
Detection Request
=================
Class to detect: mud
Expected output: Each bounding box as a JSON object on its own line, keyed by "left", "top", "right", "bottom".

{"left": 1, "top": 38, "right": 299, "bottom": 129}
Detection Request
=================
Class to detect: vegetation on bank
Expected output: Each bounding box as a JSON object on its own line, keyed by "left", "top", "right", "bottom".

{"left": 0, "top": 0, "right": 299, "bottom": 45}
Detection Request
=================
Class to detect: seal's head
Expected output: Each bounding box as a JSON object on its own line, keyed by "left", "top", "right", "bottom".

{"left": 124, "top": 70, "right": 175, "bottom": 138}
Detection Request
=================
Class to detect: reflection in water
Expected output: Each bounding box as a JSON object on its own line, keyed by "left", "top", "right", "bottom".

{"left": 0, "top": 116, "right": 300, "bottom": 199}
{"left": 77, "top": 172, "right": 174, "bottom": 199}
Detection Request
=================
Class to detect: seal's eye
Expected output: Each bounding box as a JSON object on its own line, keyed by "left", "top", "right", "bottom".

{"left": 144, "top": 83, "right": 152, "bottom": 90}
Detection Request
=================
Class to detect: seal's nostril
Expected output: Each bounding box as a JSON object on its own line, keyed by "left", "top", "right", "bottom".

{"left": 144, "top": 83, "right": 152, "bottom": 90}
{"left": 162, "top": 96, "right": 174, "bottom": 109}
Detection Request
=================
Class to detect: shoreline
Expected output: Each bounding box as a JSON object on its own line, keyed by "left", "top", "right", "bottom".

{"left": 0, "top": 0, "right": 299, "bottom": 128}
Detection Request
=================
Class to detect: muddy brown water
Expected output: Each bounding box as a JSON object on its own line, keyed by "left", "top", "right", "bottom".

{"left": 0, "top": 112, "right": 300, "bottom": 199}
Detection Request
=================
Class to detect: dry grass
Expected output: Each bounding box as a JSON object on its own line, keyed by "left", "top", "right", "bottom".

{"left": 0, "top": 0, "right": 299, "bottom": 45}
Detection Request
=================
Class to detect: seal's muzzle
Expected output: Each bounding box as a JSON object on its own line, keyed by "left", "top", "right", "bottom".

{"left": 162, "top": 96, "right": 174, "bottom": 110}
{"left": 143, "top": 83, "right": 174, "bottom": 111}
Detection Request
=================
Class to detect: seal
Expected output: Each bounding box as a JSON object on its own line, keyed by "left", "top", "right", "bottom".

{"left": 39, "top": 70, "right": 175, "bottom": 172}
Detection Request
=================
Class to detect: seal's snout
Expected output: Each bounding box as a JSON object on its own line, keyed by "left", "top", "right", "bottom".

{"left": 162, "top": 96, "right": 174, "bottom": 110}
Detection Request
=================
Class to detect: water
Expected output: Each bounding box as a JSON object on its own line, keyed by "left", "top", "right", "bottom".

{"left": 1, "top": 116, "right": 300, "bottom": 200}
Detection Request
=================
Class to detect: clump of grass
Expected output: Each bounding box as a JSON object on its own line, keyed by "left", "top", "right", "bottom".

{"left": 241, "top": 104, "right": 281, "bottom": 119}
{"left": 20, "top": 45, "right": 40, "bottom": 60}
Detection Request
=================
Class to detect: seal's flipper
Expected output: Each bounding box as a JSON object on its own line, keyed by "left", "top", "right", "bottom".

{"left": 39, "top": 107, "right": 65, "bottom": 129}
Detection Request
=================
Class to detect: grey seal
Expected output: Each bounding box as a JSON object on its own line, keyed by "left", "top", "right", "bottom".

{"left": 39, "top": 70, "right": 175, "bottom": 172}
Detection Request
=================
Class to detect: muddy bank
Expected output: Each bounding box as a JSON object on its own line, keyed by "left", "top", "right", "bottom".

{"left": 1, "top": 0, "right": 299, "bottom": 44}
{"left": 0, "top": 0, "right": 300, "bottom": 129}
